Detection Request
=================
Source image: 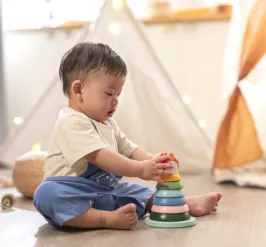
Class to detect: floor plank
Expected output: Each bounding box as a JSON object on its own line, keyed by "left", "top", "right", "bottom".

{"left": 1, "top": 172, "right": 266, "bottom": 247}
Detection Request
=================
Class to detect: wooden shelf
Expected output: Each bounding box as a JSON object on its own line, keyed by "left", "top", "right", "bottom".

{"left": 142, "top": 4, "right": 232, "bottom": 24}
{"left": 6, "top": 4, "right": 232, "bottom": 32}
{"left": 6, "top": 21, "right": 86, "bottom": 32}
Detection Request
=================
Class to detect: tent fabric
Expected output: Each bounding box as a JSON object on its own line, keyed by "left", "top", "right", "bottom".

{"left": 213, "top": 0, "right": 266, "bottom": 170}
{"left": 0, "top": 22, "right": 94, "bottom": 167}
{"left": 239, "top": 0, "right": 266, "bottom": 81}
{"left": 213, "top": 86, "right": 263, "bottom": 169}
{"left": 0, "top": 0, "right": 211, "bottom": 173}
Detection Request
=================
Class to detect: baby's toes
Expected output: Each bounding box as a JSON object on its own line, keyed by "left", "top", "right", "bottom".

{"left": 128, "top": 214, "right": 137, "bottom": 222}
{"left": 130, "top": 215, "right": 138, "bottom": 229}
{"left": 216, "top": 193, "right": 222, "bottom": 201}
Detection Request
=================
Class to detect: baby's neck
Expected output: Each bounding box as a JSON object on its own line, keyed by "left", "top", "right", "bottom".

{"left": 68, "top": 101, "right": 108, "bottom": 125}
{"left": 68, "top": 100, "right": 81, "bottom": 112}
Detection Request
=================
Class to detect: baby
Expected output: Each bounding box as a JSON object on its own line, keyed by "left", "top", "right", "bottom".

{"left": 34, "top": 42, "right": 221, "bottom": 230}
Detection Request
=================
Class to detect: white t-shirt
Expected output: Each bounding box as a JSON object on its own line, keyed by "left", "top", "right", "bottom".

{"left": 44, "top": 107, "right": 137, "bottom": 178}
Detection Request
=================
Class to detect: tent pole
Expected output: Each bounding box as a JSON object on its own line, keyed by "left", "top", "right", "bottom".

{"left": 0, "top": 0, "right": 7, "bottom": 146}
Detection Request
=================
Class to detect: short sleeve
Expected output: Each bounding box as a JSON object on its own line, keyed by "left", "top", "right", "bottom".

{"left": 109, "top": 118, "right": 138, "bottom": 157}
{"left": 56, "top": 116, "right": 106, "bottom": 166}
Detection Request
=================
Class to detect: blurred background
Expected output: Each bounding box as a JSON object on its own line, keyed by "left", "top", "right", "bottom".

{"left": 2, "top": 0, "right": 232, "bottom": 139}
{"left": 1, "top": 0, "right": 265, "bottom": 174}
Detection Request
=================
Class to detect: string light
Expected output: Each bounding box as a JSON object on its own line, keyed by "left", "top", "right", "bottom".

{"left": 14, "top": 117, "right": 23, "bottom": 125}
{"left": 112, "top": 0, "right": 124, "bottom": 11}
{"left": 198, "top": 119, "right": 206, "bottom": 128}
{"left": 108, "top": 22, "right": 121, "bottom": 34}
{"left": 182, "top": 95, "right": 191, "bottom": 104}
{"left": 32, "top": 143, "right": 41, "bottom": 152}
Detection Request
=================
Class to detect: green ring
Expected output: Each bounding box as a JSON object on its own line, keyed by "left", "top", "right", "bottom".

{"left": 155, "top": 190, "right": 185, "bottom": 198}
{"left": 150, "top": 212, "right": 190, "bottom": 222}
{"left": 145, "top": 216, "right": 196, "bottom": 228}
{"left": 156, "top": 181, "right": 183, "bottom": 190}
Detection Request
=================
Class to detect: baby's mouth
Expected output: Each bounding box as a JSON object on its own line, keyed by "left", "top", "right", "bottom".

{"left": 108, "top": 110, "right": 115, "bottom": 116}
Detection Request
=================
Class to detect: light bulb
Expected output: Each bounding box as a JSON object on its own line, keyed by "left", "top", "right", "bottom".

{"left": 112, "top": 0, "right": 124, "bottom": 11}
{"left": 32, "top": 143, "right": 41, "bottom": 152}
{"left": 14, "top": 117, "right": 23, "bottom": 125}
{"left": 198, "top": 119, "right": 206, "bottom": 128}
{"left": 182, "top": 95, "right": 191, "bottom": 104}
{"left": 108, "top": 22, "right": 121, "bottom": 35}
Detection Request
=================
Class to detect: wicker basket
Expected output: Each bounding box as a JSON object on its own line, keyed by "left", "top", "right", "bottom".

{"left": 12, "top": 151, "right": 46, "bottom": 198}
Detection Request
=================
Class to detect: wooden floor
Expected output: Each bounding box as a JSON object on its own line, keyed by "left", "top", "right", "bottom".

{"left": 1, "top": 170, "right": 266, "bottom": 247}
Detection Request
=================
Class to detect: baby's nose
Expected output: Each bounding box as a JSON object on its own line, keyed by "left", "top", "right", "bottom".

{"left": 112, "top": 97, "right": 118, "bottom": 105}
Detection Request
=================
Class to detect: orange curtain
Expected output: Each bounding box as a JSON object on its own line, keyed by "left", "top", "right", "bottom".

{"left": 213, "top": 0, "right": 266, "bottom": 169}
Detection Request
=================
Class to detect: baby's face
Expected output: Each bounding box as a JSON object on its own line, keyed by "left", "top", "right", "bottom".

{"left": 80, "top": 70, "right": 126, "bottom": 122}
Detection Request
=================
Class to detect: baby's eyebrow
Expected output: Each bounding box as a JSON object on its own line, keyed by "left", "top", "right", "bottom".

{"left": 106, "top": 85, "right": 123, "bottom": 92}
{"left": 107, "top": 85, "right": 118, "bottom": 90}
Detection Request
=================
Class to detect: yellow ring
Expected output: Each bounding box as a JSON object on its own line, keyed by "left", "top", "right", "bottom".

{"left": 160, "top": 173, "right": 181, "bottom": 182}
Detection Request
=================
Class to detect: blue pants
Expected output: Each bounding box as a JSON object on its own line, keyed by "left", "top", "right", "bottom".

{"left": 33, "top": 175, "right": 154, "bottom": 227}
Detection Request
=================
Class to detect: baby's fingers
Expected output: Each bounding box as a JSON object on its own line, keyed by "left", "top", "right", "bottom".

{"left": 153, "top": 156, "right": 169, "bottom": 163}
{"left": 156, "top": 162, "right": 173, "bottom": 170}
{"left": 156, "top": 169, "right": 173, "bottom": 176}
{"left": 155, "top": 175, "right": 166, "bottom": 186}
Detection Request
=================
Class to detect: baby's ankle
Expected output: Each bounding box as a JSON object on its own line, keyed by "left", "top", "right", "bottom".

{"left": 100, "top": 210, "right": 113, "bottom": 228}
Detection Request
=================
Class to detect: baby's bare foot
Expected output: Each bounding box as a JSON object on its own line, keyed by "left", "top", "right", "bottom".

{"left": 104, "top": 203, "right": 138, "bottom": 230}
{"left": 187, "top": 192, "right": 222, "bottom": 217}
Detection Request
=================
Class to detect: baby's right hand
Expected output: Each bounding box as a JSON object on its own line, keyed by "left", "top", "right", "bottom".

{"left": 139, "top": 156, "right": 174, "bottom": 185}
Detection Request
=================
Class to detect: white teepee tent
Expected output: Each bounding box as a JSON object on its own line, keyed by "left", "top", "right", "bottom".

{"left": 222, "top": 0, "right": 266, "bottom": 156}
{"left": 213, "top": 0, "right": 266, "bottom": 187}
{"left": 0, "top": 0, "right": 212, "bottom": 173}
{"left": 238, "top": 0, "right": 266, "bottom": 156}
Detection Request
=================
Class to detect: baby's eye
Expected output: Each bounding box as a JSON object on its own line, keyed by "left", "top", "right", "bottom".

{"left": 106, "top": 92, "right": 113, "bottom": 96}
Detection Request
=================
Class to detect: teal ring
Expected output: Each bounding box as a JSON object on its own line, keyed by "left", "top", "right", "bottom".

{"left": 153, "top": 197, "right": 187, "bottom": 206}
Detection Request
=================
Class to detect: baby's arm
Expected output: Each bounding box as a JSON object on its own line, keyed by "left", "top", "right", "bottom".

{"left": 57, "top": 117, "right": 173, "bottom": 183}
{"left": 86, "top": 149, "right": 142, "bottom": 177}
{"left": 86, "top": 148, "right": 173, "bottom": 184}
{"left": 129, "top": 147, "right": 154, "bottom": 161}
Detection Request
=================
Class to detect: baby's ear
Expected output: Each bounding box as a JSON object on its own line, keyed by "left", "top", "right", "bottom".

{"left": 72, "top": 80, "right": 83, "bottom": 93}
{"left": 72, "top": 80, "right": 84, "bottom": 101}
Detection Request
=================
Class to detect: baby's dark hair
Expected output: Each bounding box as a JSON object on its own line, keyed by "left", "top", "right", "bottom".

{"left": 59, "top": 42, "right": 127, "bottom": 95}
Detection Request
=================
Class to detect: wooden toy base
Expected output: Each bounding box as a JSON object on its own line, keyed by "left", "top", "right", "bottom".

{"left": 145, "top": 216, "right": 196, "bottom": 228}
